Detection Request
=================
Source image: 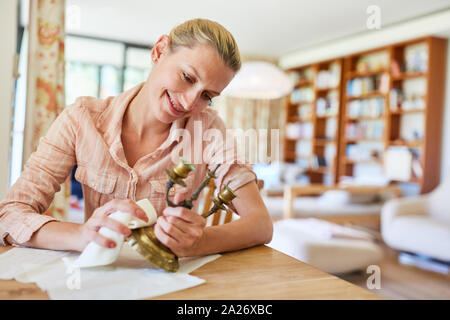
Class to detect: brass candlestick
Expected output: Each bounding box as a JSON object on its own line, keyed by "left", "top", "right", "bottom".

{"left": 126, "top": 160, "right": 237, "bottom": 272}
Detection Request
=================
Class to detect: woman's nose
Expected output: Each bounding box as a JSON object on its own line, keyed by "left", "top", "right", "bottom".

{"left": 183, "top": 88, "right": 202, "bottom": 111}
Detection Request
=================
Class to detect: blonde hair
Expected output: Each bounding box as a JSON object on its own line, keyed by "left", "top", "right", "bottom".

{"left": 168, "top": 18, "right": 241, "bottom": 72}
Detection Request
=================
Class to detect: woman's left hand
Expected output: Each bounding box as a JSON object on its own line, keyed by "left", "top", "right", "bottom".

{"left": 155, "top": 193, "right": 206, "bottom": 257}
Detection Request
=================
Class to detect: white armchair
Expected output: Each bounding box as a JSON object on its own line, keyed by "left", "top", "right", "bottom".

{"left": 381, "top": 174, "right": 450, "bottom": 261}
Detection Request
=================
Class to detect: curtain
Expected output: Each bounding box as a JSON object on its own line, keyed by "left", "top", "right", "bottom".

{"left": 215, "top": 95, "right": 287, "bottom": 164}
{"left": 23, "top": 0, "right": 69, "bottom": 220}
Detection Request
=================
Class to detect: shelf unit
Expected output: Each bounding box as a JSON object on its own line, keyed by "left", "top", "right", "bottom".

{"left": 284, "top": 64, "right": 315, "bottom": 172}
{"left": 338, "top": 36, "right": 446, "bottom": 193}
{"left": 339, "top": 47, "right": 390, "bottom": 183}
{"left": 284, "top": 59, "right": 344, "bottom": 185}
{"left": 387, "top": 37, "right": 446, "bottom": 193}
{"left": 284, "top": 36, "right": 447, "bottom": 194}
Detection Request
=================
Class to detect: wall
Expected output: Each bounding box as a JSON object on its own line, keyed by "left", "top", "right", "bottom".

{"left": 279, "top": 9, "right": 450, "bottom": 69}
{"left": 0, "top": 0, "right": 18, "bottom": 198}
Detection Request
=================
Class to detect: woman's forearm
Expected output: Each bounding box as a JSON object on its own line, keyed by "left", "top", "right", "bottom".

{"left": 188, "top": 180, "right": 273, "bottom": 257}
{"left": 192, "top": 212, "right": 273, "bottom": 257}
{"left": 7, "top": 221, "right": 85, "bottom": 252}
{"left": 7, "top": 212, "right": 272, "bottom": 257}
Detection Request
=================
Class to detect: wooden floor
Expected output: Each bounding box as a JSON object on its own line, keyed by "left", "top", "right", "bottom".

{"left": 339, "top": 242, "right": 450, "bottom": 300}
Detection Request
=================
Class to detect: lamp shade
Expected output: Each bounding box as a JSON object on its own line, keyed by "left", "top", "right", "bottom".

{"left": 222, "top": 61, "right": 293, "bottom": 99}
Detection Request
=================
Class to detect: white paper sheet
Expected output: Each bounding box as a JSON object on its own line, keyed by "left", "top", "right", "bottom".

{"left": 0, "top": 247, "right": 71, "bottom": 279}
{"left": 0, "top": 245, "right": 221, "bottom": 300}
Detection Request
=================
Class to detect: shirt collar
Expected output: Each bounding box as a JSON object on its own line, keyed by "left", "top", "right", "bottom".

{"left": 97, "top": 82, "right": 144, "bottom": 147}
{"left": 97, "top": 82, "right": 187, "bottom": 154}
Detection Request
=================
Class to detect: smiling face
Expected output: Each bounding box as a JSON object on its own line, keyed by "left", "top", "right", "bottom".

{"left": 146, "top": 35, "right": 235, "bottom": 123}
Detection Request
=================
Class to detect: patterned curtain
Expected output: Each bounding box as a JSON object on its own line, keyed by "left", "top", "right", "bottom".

{"left": 215, "top": 95, "right": 287, "bottom": 164}
{"left": 23, "top": 0, "right": 69, "bottom": 220}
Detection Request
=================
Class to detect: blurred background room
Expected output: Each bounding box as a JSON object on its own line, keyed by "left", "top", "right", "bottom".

{"left": 1, "top": 0, "right": 449, "bottom": 299}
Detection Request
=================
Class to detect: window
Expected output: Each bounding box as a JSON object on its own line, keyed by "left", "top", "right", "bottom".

{"left": 65, "top": 35, "right": 152, "bottom": 105}
{"left": 100, "top": 65, "right": 122, "bottom": 98}
{"left": 65, "top": 62, "right": 100, "bottom": 104}
{"left": 123, "top": 46, "right": 152, "bottom": 90}
{"left": 10, "top": 28, "right": 27, "bottom": 187}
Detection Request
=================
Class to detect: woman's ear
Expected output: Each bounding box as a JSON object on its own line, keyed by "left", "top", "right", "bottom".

{"left": 151, "top": 35, "right": 170, "bottom": 63}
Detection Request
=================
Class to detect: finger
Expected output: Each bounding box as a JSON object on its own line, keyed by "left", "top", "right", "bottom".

{"left": 163, "top": 215, "right": 202, "bottom": 238}
{"left": 163, "top": 206, "right": 205, "bottom": 226}
{"left": 86, "top": 216, "right": 131, "bottom": 238}
{"left": 173, "top": 193, "right": 185, "bottom": 205}
{"left": 91, "top": 231, "right": 117, "bottom": 249}
{"left": 157, "top": 216, "right": 186, "bottom": 242}
{"left": 154, "top": 223, "right": 178, "bottom": 248}
{"left": 100, "top": 216, "right": 132, "bottom": 237}
{"left": 98, "top": 199, "right": 149, "bottom": 222}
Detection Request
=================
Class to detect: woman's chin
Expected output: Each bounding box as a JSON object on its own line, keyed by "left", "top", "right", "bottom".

{"left": 158, "top": 108, "right": 181, "bottom": 123}
{"left": 165, "top": 107, "right": 189, "bottom": 122}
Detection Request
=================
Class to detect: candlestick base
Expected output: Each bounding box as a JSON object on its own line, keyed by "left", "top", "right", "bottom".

{"left": 126, "top": 226, "right": 179, "bottom": 272}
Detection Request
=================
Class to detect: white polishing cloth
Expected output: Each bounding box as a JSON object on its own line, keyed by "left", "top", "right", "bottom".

{"left": 72, "top": 198, "right": 157, "bottom": 268}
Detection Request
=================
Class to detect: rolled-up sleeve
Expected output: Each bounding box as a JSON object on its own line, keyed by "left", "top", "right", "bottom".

{"left": 0, "top": 206, "right": 56, "bottom": 246}
{"left": 0, "top": 102, "right": 80, "bottom": 245}
{"left": 214, "top": 163, "right": 257, "bottom": 194}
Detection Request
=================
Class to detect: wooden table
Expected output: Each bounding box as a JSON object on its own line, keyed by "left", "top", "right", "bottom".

{"left": 0, "top": 245, "right": 380, "bottom": 299}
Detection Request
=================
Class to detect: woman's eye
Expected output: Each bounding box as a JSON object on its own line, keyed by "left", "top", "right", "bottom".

{"left": 203, "top": 93, "right": 212, "bottom": 102}
{"left": 183, "top": 73, "right": 193, "bottom": 83}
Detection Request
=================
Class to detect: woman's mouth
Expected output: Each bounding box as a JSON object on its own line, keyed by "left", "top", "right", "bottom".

{"left": 166, "top": 91, "right": 185, "bottom": 116}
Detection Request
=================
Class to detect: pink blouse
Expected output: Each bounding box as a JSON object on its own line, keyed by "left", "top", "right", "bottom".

{"left": 0, "top": 83, "right": 257, "bottom": 245}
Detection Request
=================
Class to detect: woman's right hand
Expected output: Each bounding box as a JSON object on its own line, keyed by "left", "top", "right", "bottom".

{"left": 78, "top": 199, "right": 149, "bottom": 251}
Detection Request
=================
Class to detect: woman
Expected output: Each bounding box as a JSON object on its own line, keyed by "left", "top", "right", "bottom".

{"left": 0, "top": 19, "right": 273, "bottom": 258}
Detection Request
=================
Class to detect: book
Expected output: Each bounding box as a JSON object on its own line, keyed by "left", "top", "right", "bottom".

{"left": 314, "top": 155, "right": 327, "bottom": 167}
{"left": 391, "top": 60, "right": 401, "bottom": 76}
{"left": 412, "top": 159, "right": 423, "bottom": 178}
{"left": 379, "top": 73, "right": 389, "bottom": 93}
{"left": 384, "top": 147, "right": 412, "bottom": 181}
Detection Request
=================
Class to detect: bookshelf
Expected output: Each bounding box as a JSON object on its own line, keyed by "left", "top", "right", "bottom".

{"left": 339, "top": 47, "right": 390, "bottom": 183}
{"left": 285, "top": 59, "right": 343, "bottom": 185}
{"left": 284, "top": 36, "right": 447, "bottom": 194}
{"left": 284, "top": 64, "right": 315, "bottom": 181}
{"left": 338, "top": 36, "right": 447, "bottom": 194}
{"left": 386, "top": 37, "right": 447, "bottom": 193}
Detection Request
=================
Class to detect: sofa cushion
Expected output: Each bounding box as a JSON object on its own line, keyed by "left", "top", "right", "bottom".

{"left": 267, "top": 219, "right": 383, "bottom": 274}
{"left": 382, "top": 216, "right": 450, "bottom": 261}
